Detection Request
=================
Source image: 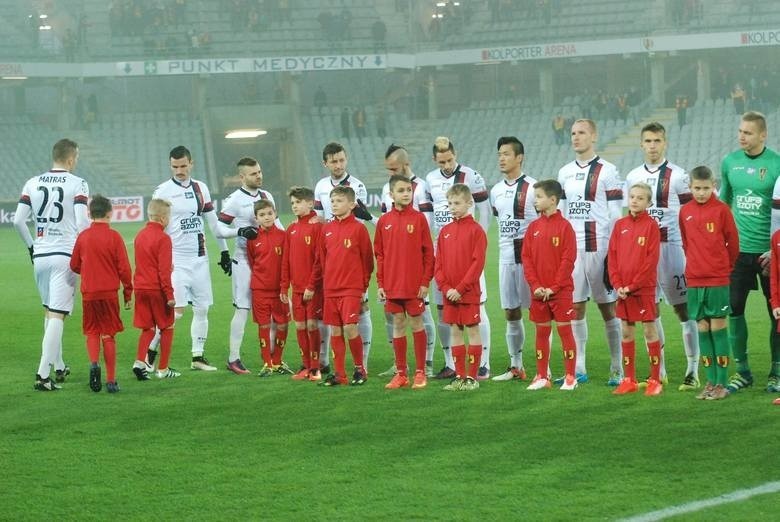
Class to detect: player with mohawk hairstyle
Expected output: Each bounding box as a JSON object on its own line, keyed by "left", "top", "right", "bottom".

{"left": 426, "top": 136, "right": 493, "bottom": 381}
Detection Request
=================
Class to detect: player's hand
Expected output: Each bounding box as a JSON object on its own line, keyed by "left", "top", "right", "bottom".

{"left": 218, "top": 250, "right": 232, "bottom": 275}
{"left": 124, "top": 299, "right": 132, "bottom": 310}
{"left": 377, "top": 288, "right": 386, "bottom": 300}
{"left": 308, "top": 214, "right": 324, "bottom": 224}
{"left": 237, "top": 226, "right": 258, "bottom": 240}
{"left": 352, "top": 199, "right": 374, "bottom": 221}
{"left": 166, "top": 299, "right": 176, "bottom": 308}
{"left": 760, "top": 251, "right": 771, "bottom": 276}
{"left": 446, "top": 288, "right": 461, "bottom": 302}
{"left": 534, "top": 287, "right": 546, "bottom": 299}
{"left": 542, "top": 288, "right": 554, "bottom": 302}
{"left": 773, "top": 307, "right": 780, "bottom": 320}
{"left": 303, "top": 289, "right": 314, "bottom": 301}
{"left": 617, "top": 287, "right": 630, "bottom": 300}
{"left": 417, "top": 286, "right": 428, "bottom": 299}
{"left": 280, "top": 293, "right": 289, "bottom": 304}
{"left": 27, "top": 246, "right": 34, "bottom": 264}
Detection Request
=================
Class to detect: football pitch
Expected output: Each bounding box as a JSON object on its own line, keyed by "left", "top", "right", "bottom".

{"left": 1, "top": 221, "right": 778, "bottom": 521}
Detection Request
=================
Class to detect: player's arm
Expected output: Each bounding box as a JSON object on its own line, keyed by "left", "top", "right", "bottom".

{"left": 360, "top": 225, "right": 374, "bottom": 289}
{"left": 433, "top": 235, "right": 450, "bottom": 294}
{"left": 420, "top": 215, "right": 435, "bottom": 294}
{"left": 204, "top": 210, "right": 229, "bottom": 251}
{"left": 280, "top": 232, "right": 291, "bottom": 297}
{"left": 550, "top": 225, "right": 577, "bottom": 295}
{"left": 723, "top": 208, "right": 740, "bottom": 270}
{"left": 606, "top": 229, "right": 621, "bottom": 292}
{"left": 75, "top": 180, "right": 90, "bottom": 232}
{"left": 352, "top": 183, "right": 377, "bottom": 225}
{"left": 719, "top": 161, "right": 732, "bottom": 205}
{"left": 420, "top": 187, "right": 434, "bottom": 230}
{"left": 770, "top": 235, "right": 780, "bottom": 311}
{"left": 215, "top": 211, "right": 239, "bottom": 239}
{"left": 628, "top": 224, "right": 660, "bottom": 293}
{"left": 115, "top": 235, "right": 133, "bottom": 304}
{"left": 471, "top": 174, "right": 491, "bottom": 232}
{"left": 373, "top": 224, "right": 384, "bottom": 295}
{"left": 455, "top": 228, "right": 487, "bottom": 295}
{"left": 521, "top": 229, "right": 540, "bottom": 292}
{"left": 158, "top": 236, "right": 175, "bottom": 302}
{"left": 770, "top": 175, "right": 780, "bottom": 237}
{"left": 605, "top": 169, "right": 624, "bottom": 223}
{"left": 13, "top": 197, "right": 34, "bottom": 258}
{"left": 69, "top": 237, "right": 83, "bottom": 274}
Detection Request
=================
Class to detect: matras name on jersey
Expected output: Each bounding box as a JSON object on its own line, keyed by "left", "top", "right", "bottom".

{"left": 109, "top": 196, "right": 144, "bottom": 222}
{"left": 482, "top": 44, "right": 577, "bottom": 62}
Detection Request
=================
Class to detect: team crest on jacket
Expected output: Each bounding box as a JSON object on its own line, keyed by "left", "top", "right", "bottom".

{"left": 344, "top": 238, "right": 352, "bottom": 248}
{"left": 407, "top": 224, "right": 414, "bottom": 233}
{"left": 760, "top": 167, "right": 767, "bottom": 180}
{"left": 304, "top": 235, "right": 311, "bottom": 245}
{"left": 706, "top": 222, "right": 715, "bottom": 233}
{"left": 637, "top": 236, "right": 646, "bottom": 246}
{"left": 275, "top": 246, "right": 282, "bottom": 255}
{"left": 552, "top": 236, "right": 560, "bottom": 247}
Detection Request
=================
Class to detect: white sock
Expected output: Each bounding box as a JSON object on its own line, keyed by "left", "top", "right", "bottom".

{"left": 479, "top": 305, "right": 491, "bottom": 369}
{"left": 319, "top": 322, "right": 330, "bottom": 365}
{"left": 43, "top": 317, "right": 66, "bottom": 371}
{"left": 422, "top": 306, "right": 436, "bottom": 362}
{"left": 438, "top": 319, "right": 453, "bottom": 369}
{"left": 605, "top": 317, "right": 623, "bottom": 374}
{"left": 358, "top": 310, "right": 372, "bottom": 369}
{"left": 682, "top": 319, "right": 700, "bottom": 376}
{"left": 148, "top": 328, "right": 161, "bottom": 351}
{"left": 506, "top": 319, "right": 525, "bottom": 369}
{"left": 655, "top": 317, "right": 667, "bottom": 379}
{"left": 229, "top": 308, "right": 249, "bottom": 362}
{"left": 39, "top": 317, "right": 63, "bottom": 378}
{"left": 572, "top": 318, "right": 588, "bottom": 375}
{"left": 191, "top": 306, "right": 209, "bottom": 357}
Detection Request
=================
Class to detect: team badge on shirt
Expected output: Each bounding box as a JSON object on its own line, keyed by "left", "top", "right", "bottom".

{"left": 638, "top": 236, "right": 646, "bottom": 246}
{"left": 407, "top": 224, "right": 414, "bottom": 233}
{"left": 552, "top": 236, "right": 560, "bottom": 247}
{"left": 706, "top": 222, "right": 715, "bottom": 233}
{"left": 275, "top": 246, "right": 282, "bottom": 255}
{"left": 344, "top": 238, "right": 352, "bottom": 248}
{"left": 304, "top": 235, "right": 311, "bottom": 245}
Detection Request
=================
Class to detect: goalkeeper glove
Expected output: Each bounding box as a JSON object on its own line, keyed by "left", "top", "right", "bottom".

{"left": 352, "top": 199, "right": 374, "bottom": 221}
{"left": 237, "top": 226, "right": 258, "bottom": 239}
{"left": 218, "top": 250, "right": 232, "bottom": 276}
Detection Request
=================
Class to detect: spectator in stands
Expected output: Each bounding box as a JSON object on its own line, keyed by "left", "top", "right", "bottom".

{"left": 552, "top": 115, "right": 565, "bottom": 145}
{"left": 596, "top": 90, "right": 608, "bottom": 119}
{"left": 353, "top": 107, "right": 367, "bottom": 142}
{"left": 77, "top": 13, "right": 88, "bottom": 50}
{"left": 376, "top": 107, "right": 387, "bottom": 140}
{"left": 341, "top": 107, "right": 351, "bottom": 139}
{"left": 75, "top": 96, "right": 85, "bottom": 130}
{"left": 63, "top": 29, "right": 77, "bottom": 62}
{"left": 617, "top": 93, "right": 628, "bottom": 123}
{"left": 732, "top": 83, "right": 746, "bottom": 115}
{"left": 86, "top": 94, "right": 98, "bottom": 127}
{"left": 314, "top": 86, "right": 327, "bottom": 115}
{"left": 715, "top": 67, "right": 731, "bottom": 99}
{"left": 674, "top": 94, "right": 686, "bottom": 124}
{"left": 372, "top": 19, "right": 387, "bottom": 54}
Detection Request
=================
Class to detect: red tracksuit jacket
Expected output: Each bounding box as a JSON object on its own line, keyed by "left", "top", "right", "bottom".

{"left": 434, "top": 215, "right": 486, "bottom": 304}
{"left": 522, "top": 210, "right": 576, "bottom": 295}
{"left": 70, "top": 222, "right": 133, "bottom": 302}
{"left": 314, "top": 214, "right": 373, "bottom": 298}
{"left": 247, "top": 225, "right": 287, "bottom": 297}
{"left": 771, "top": 230, "right": 780, "bottom": 309}
{"left": 280, "top": 211, "right": 323, "bottom": 294}
{"left": 607, "top": 211, "right": 660, "bottom": 295}
{"left": 133, "top": 221, "right": 174, "bottom": 301}
{"left": 374, "top": 204, "right": 434, "bottom": 299}
{"left": 679, "top": 195, "right": 739, "bottom": 287}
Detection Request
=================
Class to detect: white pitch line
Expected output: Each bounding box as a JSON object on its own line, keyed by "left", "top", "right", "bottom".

{"left": 619, "top": 481, "right": 780, "bottom": 522}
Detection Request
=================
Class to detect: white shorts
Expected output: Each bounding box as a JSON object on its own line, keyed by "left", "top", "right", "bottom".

{"left": 231, "top": 258, "right": 251, "bottom": 310}
{"left": 432, "top": 271, "right": 488, "bottom": 306}
{"left": 573, "top": 249, "right": 616, "bottom": 304}
{"left": 499, "top": 263, "right": 531, "bottom": 310}
{"left": 34, "top": 255, "right": 77, "bottom": 314}
{"left": 172, "top": 255, "right": 213, "bottom": 308}
{"left": 656, "top": 243, "right": 687, "bottom": 306}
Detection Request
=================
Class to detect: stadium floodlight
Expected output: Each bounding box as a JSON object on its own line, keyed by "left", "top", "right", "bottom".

{"left": 436, "top": 2, "right": 446, "bottom": 6}
{"left": 39, "top": 14, "right": 48, "bottom": 19}
{"left": 225, "top": 129, "right": 267, "bottom": 139}
{"left": 39, "top": 25, "right": 51, "bottom": 30}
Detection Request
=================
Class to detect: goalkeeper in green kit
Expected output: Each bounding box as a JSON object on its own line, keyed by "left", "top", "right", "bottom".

{"left": 720, "top": 111, "right": 780, "bottom": 393}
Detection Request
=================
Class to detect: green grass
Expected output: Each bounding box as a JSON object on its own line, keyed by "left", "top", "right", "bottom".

{"left": 1, "top": 220, "right": 778, "bottom": 521}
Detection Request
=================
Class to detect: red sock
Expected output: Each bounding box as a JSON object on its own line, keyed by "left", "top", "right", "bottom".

{"left": 647, "top": 339, "right": 662, "bottom": 382}
{"left": 557, "top": 324, "right": 576, "bottom": 376}
{"left": 393, "top": 337, "right": 407, "bottom": 375}
{"left": 535, "top": 324, "right": 552, "bottom": 378}
{"left": 467, "top": 345, "right": 482, "bottom": 379}
{"left": 159, "top": 328, "right": 173, "bottom": 369}
{"left": 622, "top": 339, "right": 636, "bottom": 381}
{"left": 452, "top": 345, "right": 466, "bottom": 378}
{"left": 86, "top": 334, "right": 100, "bottom": 364}
{"left": 296, "top": 328, "right": 310, "bottom": 368}
{"left": 137, "top": 329, "right": 155, "bottom": 362}
{"left": 348, "top": 335, "right": 364, "bottom": 370}
{"left": 259, "top": 327, "right": 273, "bottom": 366}
{"left": 413, "top": 330, "right": 427, "bottom": 373}
{"left": 308, "top": 328, "right": 321, "bottom": 371}
{"left": 331, "top": 335, "right": 346, "bottom": 379}
{"left": 272, "top": 328, "right": 288, "bottom": 366}
{"left": 102, "top": 335, "right": 116, "bottom": 382}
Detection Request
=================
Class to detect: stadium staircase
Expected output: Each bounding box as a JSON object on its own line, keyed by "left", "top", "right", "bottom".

{"left": 599, "top": 107, "right": 678, "bottom": 172}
